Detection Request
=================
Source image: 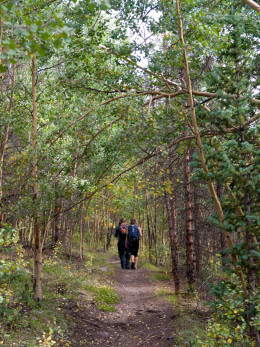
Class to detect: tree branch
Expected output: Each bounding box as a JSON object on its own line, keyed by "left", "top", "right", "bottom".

{"left": 241, "top": 0, "right": 260, "bottom": 11}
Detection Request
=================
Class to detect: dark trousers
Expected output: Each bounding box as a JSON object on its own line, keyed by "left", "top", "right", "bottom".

{"left": 118, "top": 241, "right": 130, "bottom": 269}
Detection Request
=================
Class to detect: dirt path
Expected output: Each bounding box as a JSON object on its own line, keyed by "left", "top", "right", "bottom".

{"left": 66, "top": 257, "right": 177, "bottom": 346}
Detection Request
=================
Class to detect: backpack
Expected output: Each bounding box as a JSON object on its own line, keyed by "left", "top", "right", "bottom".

{"left": 119, "top": 223, "right": 128, "bottom": 248}
{"left": 119, "top": 223, "right": 128, "bottom": 235}
{"left": 128, "top": 225, "right": 139, "bottom": 239}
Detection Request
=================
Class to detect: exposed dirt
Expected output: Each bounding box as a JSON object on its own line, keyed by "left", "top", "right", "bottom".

{"left": 63, "top": 257, "right": 178, "bottom": 346}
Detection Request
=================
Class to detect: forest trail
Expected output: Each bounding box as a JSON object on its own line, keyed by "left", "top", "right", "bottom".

{"left": 66, "top": 256, "right": 178, "bottom": 346}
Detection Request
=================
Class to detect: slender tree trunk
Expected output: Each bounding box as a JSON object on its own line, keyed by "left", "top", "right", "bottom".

{"left": 106, "top": 198, "right": 110, "bottom": 250}
{"left": 164, "top": 191, "right": 180, "bottom": 294}
{"left": 32, "top": 53, "right": 42, "bottom": 301}
{"left": 183, "top": 128, "right": 195, "bottom": 289}
{"left": 148, "top": 199, "right": 159, "bottom": 266}
{"left": 145, "top": 192, "right": 153, "bottom": 263}
{"left": 94, "top": 207, "right": 97, "bottom": 243}
{"left": 193, "top": 185, "right": 202, "bottom": 273}
{"left": 216, "top": 184, "right": 228, "bottom": 267}
{"left": 79, "top": 197, "right": 85, "bottom": 261}
{"left": 239, "top": 128, "right": 258, "bottom": 341}
{"left": 241, "top": 0, "right": 260, "bottom": 12}
{"left": 54, "top": 195, "right": 61, "bottom": 245}
{"left": 175, "top": 0, "right": 247, "bottom": 297}
{"left": 69, "top": 227, "right": 73, "bottom": 257}
{"left": 244, "top": 188, "right": 258, "bottom": 340}
{"left": 0, "top": 64, "right": 16, "bottom": 226}
{"left": 28, "top": 219, "right": 33, "bottom": 247}
{"left": 166, "top": 145, "right": 181, "bottom": 294}
{"left": 141, "top": 211, "right": 145, "bottom": 252}
{"left": 153, "top": 199, "right": 159, "bottom": 266}
{"left": 146, "top": 213, "right": 152, "bottom": 264}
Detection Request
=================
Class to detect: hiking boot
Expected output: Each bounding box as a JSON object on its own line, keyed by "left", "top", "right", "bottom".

{"left": 131, "top": 262, "right": 135, "bottom": 269}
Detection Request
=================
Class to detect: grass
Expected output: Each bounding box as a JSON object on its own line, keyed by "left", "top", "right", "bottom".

{"left": 84, "top": 283, "right": 120, "bottom": 311}
{"left": 170, "top": 308, "right": 208, "bottom": 346}
{"left": 155, "top": 288, "right": 177, "bottom": 304}
{"left": 0, "top": 242, "right": 120, "bottom": 346}
{"left": 142, "top": 262, "right": 159, "bottom": 271}
{"left": 149, "top": 261, "right": 208, "bottom": 346}
{"left": 1, "top": 241, "right": 209, "bottom": 346}
{"left": 151, "top": 271, "right": 170, "bottom": 281}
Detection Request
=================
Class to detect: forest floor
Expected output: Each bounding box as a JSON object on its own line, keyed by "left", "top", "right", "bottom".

{"left": 61, "top": 254, "right": 210, "bottom": 346}
{"left": 1, "top": 247, "right": 210, "bottom": 346}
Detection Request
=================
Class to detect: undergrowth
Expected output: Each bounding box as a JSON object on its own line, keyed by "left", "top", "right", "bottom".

{"left": 0, "top": 231, "right": 119, "bottom": 346}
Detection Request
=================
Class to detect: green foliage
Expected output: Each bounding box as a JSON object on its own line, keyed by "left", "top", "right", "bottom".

{"left": 0, "top": 0, "right": 259, "bottom": 344}
{"left": 155, "top": 288, "right": 177, "bottom": 304}
{"left": 0, "top": 224, "right": 19, "bottom": 247}
{"left": 197, "top": 279, "right": 260, "bottom": 346}
{"left": 152, "top": 271, "right": 170, "bottom": 281}
{"left": 85, "top": 284, "right": 120, "bottom": 311}
{"left": 0, "top": 226, "right": 29, "bottom": 306}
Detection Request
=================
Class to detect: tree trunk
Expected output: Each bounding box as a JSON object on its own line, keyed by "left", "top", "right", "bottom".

{"left": 145, "top": 192, "right": 153, "bottom": 263}
{"left": 69, "top": 227, "right": 73, "bottom": 257}
{"left": 94, "top": 207, "right": 97, "bottom": 243}
{"left": 54, "top": 196, "right": 61, "bottom": 245}
{"left": 146, "top": 213, "right": 152, "bottom": 264}
{"left": 183, "top": 129, "right": 195, "bottom": 289}
{"left": 216, "top": 184, "right": 228, "bottom": 268}
{"left": 164, "top": 190, "right": 180, "bottom": 295}
{"left": 166, "top": 144, "right": 181, "bottom": 294}
{"left": 79, "top": 197, "right": 85, "bottom": 261}
{"left": 175, "top": 0, "right": 247, "bottom": 297}
{"left": 0, "top": 64, "right": 16, "bottom": 226}
{"left": 193, "top": 184, "right": 202, "bottom": 273}
{"left": 32, "top": 53, "right": 42, "bottom": 301}
{"left": 153, "top": 199, "right": 159, "bottom": 266}
{"left": 239, "top": 128, "right": 258, "bottom": 341}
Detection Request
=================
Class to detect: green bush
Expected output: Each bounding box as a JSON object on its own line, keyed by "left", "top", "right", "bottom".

{"left": 197, "top": 279, "right": 260, "bottom": 346}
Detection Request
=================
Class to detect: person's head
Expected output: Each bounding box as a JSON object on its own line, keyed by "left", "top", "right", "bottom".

{"left": 131, "top": 218, "right": 136, "bottom": 225}
{"left": 119, "top": 218, "right": 126, "bottom": 225}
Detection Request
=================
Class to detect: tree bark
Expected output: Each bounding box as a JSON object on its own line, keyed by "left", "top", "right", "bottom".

{"left": 54, "top": 195, "right": 61, "bottom": 245}
{"left": 32, "top": 53, "right": 42, "bottom": 301}
{"left": 165, "top": 147, "right": 181, "bottom": 294}
{"left": 216, "top": 184, "right": 228, "bottom": 267}
{"left": 164, "top": 190, "right": 180, "bottom": 294}
{"left": 145, "top": 191, "right": 153, "bottom": 263}
{"left": 79, "top": 196, "right": 85, "bottom": 261}
{"left": 153, "top": 199, "right": 159, "bottom": 266}
{"left": 183, "top": 127, "right": 195, "bottom": 289}
{"left": 241, "top": 0, "right": 260, "bottom": 12}
{"left": 175, "top": 0, "right": 248, "bottom": 298}
{"left": 0, "top": 64, "right": 16, "bottom": 226}
{"left": 193, "top": 184, "right": 202, "bottom": 273}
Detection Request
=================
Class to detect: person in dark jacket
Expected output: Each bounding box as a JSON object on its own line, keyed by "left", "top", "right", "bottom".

{"left": 128, "top": 218, "right": 142, "bottom": 269}
{"left": 115, "top": 218, "right": 130, "bottom": 269}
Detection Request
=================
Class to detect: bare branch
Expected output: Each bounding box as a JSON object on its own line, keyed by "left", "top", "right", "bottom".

{"left": 241, "top": 0, "right": 260, "bottom": 11}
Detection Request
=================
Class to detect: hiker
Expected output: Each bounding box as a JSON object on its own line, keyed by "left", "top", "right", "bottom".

{"left": 128, "top": 218, "right": 142, "bottom": 269}
{"left": 115, "top": 218, "right": 130, "bottom": 269}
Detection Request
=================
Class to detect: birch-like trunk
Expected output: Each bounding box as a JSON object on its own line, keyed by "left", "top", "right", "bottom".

{"left": 145, "top": 191, "right": 153, "bottom": 263}
{"left": 79, "top": 197, "right": 85, "bottom": 261}
{"left": 175, "top": 0, "right": 247, "bottom": 297}
{"left": 166, "top": 147, "right": 181, "bottom": 294}
{"left": 193, "top": 185, "right": 202, "bottom": 273}
{"left": 32, "top": 53, "right": 42, "bottom": 301}
{"left": 0, "top": 64, "right": 16, "bottom": 226}
{"left": 183, "top": 127, "right": 195, "bottom": 289}
{"left": 164, "top": 190, "right": 180, "bottom": 294}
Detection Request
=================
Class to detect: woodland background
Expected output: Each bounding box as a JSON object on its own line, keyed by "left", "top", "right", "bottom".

{"left": 0, "top": 0, "right": 259, "bottom": 345}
